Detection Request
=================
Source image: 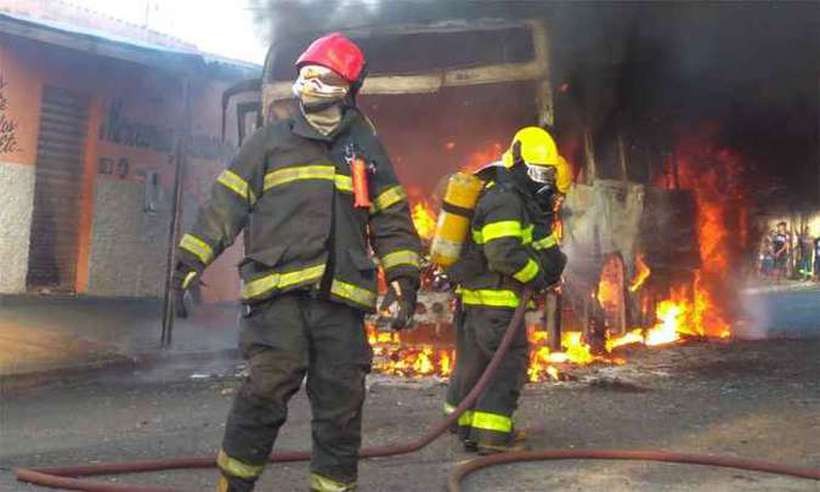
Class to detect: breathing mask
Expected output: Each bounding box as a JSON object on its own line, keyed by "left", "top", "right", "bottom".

{"left": 292, "top": 64, "right": 350, "bottom": 135}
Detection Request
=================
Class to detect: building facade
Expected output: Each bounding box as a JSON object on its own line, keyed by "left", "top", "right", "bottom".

{"left": 0, "top": 9, "right": 259, "bottom": 302}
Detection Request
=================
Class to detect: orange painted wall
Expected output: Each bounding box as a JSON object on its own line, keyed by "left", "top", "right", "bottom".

{"left": 0, "top": 36, "right": 43, "bottom": 166}
{"left": 0, "top": 35, "right": 246, "bottom": 301}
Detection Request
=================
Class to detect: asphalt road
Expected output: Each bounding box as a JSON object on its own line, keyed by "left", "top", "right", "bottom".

{"left": 1, "top": 335, "right": 818, "bottom": 491}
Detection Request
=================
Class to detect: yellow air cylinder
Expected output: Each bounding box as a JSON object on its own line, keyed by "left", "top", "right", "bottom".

{"left": 430, "top": 172, "right": 484, "bottom": 268}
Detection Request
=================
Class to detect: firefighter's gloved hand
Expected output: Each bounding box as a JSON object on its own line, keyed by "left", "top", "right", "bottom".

{"left": 171, "top": 262, "right": 200, "bottom": 318}
{"left": 379, "top": 277, "right": 419, "bottom": 330}
{"left": 541, "top": 246, "right": 567, "bottom": 286}
{"left": 529, "top": 271, "right": 551, "bottom": 292}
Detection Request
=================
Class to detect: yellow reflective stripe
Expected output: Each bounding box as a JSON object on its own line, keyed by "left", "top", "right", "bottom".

{"left": 179, "top": 234, "right": 214, "bottom": 264}
{"left": 443, "top": 403, "right": 473, "bottom": 426}
{"left": 330, "top": 279, "right": 377, "bottom": 308}
{"left": 310, "top": 473, "right": 355, "bottom": 492}
{"left": 473, "top": 223, "right": 533, "bottom": 245}
{"left": 522, "top": 225, "right": 534, "bottom": 245}
{"left": 470, "top": 411, "right": 513, "bottom": 433}
{"left": 371, "top": 185, "right": 407, "bottom": 213}
{"left": 474, "top": 221, "right": 532, "bottom": 245}
{"left": 481, "top": 220, "right": 522, "bottom": 242}
{"left": 241, "top": 263, "right": 325, "bottom": 300}
{"left": 217, "top": 170, "right": 256, "bottom": 204}
{"left": 459, "top": 288, "right": 520, "bottom": 308}
{"left": 263, "top": 165, "right": 351, "bottom": 193}
{"left": 513, "top": 258, "right": 540, "bottom": 283}
{"left": 381, "top": 250, "right": 421, "bottom": 270}
{"left": 334, "top": 174, "right": 353, "bottom": 193}
{"left": 217, "top": 450, "right": 264, "bottom": 479}
{"left": 263, "top": 165, "right": 333, "bottom": 189}
{"left": 533, "top": 232, "right": 558, "bottom": 250}
{"left": 182, "top": 271, "right": 197, "bottom": 289}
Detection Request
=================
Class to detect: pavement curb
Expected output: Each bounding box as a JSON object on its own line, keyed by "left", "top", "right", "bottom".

{"left": 0, "top": 355, "right": 138, "bottom": 392}
{"left": 742, "top": 283, "right": 820, "bottom": 295}
{"left": 0, "top": 348, "right": 242, "bottom": 393}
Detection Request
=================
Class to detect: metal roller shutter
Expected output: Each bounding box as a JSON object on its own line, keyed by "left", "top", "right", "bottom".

{"left": 26, "top": 86, "right": 89, "bottom": 292}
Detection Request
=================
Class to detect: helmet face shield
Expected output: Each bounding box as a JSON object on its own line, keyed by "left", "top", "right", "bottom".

{"left": 526, "top": 163, "right": 556, "bottom": 185}
{"left": 292, "top": 65, "right": 350, "bottom": 100}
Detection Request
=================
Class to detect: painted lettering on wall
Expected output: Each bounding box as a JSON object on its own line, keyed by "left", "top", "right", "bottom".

{"left": 99, "top": 98, "right": 174, "bottom": 153}
{"left": 0, "top": 75, "right": 20, "bottom": 154}
{"left": 98, "top": 98, "right": 236, "bottom": 161}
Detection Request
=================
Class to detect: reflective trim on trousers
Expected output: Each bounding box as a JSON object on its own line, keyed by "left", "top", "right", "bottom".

{"left": 470, "top": 410, "right": 513, "bottom": 433}
{"left": 216, "top": 449, "right": 264, "bottom": 480}
{"left": 310, "top": 472, "right": 356, "bottom": 492}
{"left": 443, "top": 402, "right": 473, "bottom": 427}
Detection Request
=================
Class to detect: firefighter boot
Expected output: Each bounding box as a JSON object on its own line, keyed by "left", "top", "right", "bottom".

{"left": 309, "top": 472, "right": 357, "bottom": 491}
{"left": 476, "top": 429, "right": 529, "bottom": 455}
{"left": 216, "top": 473, "right": 256, "bottom": 492}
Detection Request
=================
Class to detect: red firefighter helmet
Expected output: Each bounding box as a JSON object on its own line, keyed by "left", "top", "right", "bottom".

{"left": 295, "top": 33, "right": 366, "bottom": 84}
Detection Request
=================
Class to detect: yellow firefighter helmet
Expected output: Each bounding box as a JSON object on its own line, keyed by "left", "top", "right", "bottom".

{"left": 555, "top": 155, "right": 573, "bottom": 194}
{"left": 501, "top": 126, "right": 559, "bottom": 169}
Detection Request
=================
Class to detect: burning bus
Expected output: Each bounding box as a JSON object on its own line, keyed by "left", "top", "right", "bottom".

{"left": 222, "top": 17, "right": 732, "bottom": 381}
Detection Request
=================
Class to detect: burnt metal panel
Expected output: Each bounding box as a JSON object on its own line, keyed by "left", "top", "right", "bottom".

{"left": 638, "top": 188, "right": 700, "bottom": 271}
{"left": 26, "top": 86, "right": 89, "bottom": 292}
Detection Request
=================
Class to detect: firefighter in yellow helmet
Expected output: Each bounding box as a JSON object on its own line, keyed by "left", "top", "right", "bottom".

{"left": 444, "top": 126, "right": 568, "bottom": 454}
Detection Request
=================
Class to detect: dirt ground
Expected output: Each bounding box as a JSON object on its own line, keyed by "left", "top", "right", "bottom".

{"left": 1, "top": 337, "right": 818, "bottom": 491}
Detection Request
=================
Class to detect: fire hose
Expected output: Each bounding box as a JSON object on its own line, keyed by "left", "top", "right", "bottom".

{"left": 14, "top": 288, "right": 820, "bottom": 491}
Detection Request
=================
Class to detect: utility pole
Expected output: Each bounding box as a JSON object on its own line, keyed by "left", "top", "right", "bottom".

{"left": 160, "top": 78, "right": 191, "bottom": 349}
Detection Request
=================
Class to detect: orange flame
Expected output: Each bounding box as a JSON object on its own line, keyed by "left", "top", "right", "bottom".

{"left": 672, "top": 128, "right": 741, "bottom": 338}
{"left": 596, "top": 255, "right": 622, "bottom": 312}
{"left": 629, "top": 254, "right": 651, "bottom": 293}
{"left": 460, "top": 142, "right": 504, "bottom": 173}
{"left": 411, "top": 201, "right": 436, "bottom": 241}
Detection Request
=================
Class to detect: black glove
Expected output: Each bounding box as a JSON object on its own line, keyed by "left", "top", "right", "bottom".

{"left": 541, "top": 246, "right": 567, "bottom": 287}
{"left": 378, "top": 277, "right": 419, "bottom": 330}
{"left": 171, "top": 261, "right": 201, "bottom": 318}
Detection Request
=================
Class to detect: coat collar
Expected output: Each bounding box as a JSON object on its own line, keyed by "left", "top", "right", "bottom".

{"left": 290, "top": 104, "right": 359, "bottom": 142}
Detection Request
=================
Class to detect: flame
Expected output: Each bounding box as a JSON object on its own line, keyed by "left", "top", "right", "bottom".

{"left": 629, "top": 254, "right": 651, "bottom": 292}
{"left": 658, "top": 124, "right": 742, "bottom": 339}
{"left": 411, "top": 201, "right": 436, "bottom": 241}
{"left": 460, "top": 142, "right": 504, "bottom": 173}
{"left": 645, "top": 300, "right": 684, "bottom": 346}
{"left": 596, "top": 255, "right": 622, "bottom": 312}
{"left": 605, "top": 328, "right": 644, "bottom": 352}
{"left": 366, "top": 324, "right": 453, "bottom": 378}
{"left": 527, "top": 328, "right": 597, "bottom": 382}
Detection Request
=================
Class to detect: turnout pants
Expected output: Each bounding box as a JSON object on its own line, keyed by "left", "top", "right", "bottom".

{"left": 445, "top": 306, "right": 529, "bottom": 446}
{"left": 218, "top": 293, "right": 372, "bottom": 490}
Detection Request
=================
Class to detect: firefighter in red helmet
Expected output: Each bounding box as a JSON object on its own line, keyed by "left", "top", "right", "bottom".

{"left": 172, "top": 33, "right": 421, "bottom": 491}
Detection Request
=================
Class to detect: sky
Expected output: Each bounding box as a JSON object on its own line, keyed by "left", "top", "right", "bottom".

{"left": 66, "top": 0, "right": 269, "bottom": 64}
